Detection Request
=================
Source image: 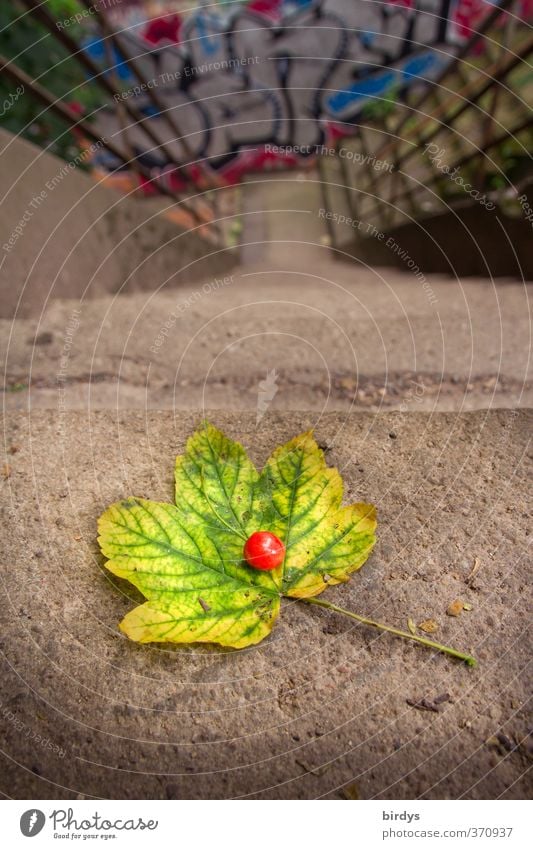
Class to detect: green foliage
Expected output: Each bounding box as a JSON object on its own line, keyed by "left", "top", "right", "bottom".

{"left": 0, "top": 0, "right": 103, "bottom": 159}
{"left": 360, "top": 86, "right": 400, "bottom": 123}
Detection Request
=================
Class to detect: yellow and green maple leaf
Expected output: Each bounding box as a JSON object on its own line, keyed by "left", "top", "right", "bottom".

{"left": 98, "top": 422, "right": 376, "bottom": 649}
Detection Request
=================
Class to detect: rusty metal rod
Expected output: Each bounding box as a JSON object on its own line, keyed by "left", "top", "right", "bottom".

{"left": 22, "top": 0, "right": 223, "bottom": 233}
{"left": 0, "top": 51, "right": 215, "bottom": 232}
{"left": 369, "top": 0, "right": 518, "bottom": 169}
{"left": 388, "top": 35, "right": 533, "bottom": 173}
{"left": 83, "top": 0, "right": 226, "bottom": 196}
{"left": 20, "top": 0, "right": 189, "bottom": 177}
{"left": 385, "top": 114, "right": 533, "bottom": 212}
{"left": 0, "top": 52, "right": 129, "bottom": 164}
{"left": 79, "top": 0, "right": 196, "bottom": 161}
{"left": 391, "top": 0, "right": 516, "bottom": 141}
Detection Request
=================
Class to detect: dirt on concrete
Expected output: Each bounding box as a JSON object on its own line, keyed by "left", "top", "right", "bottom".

{"left": 0, "top": 410, "right": 531, "bottom": 800}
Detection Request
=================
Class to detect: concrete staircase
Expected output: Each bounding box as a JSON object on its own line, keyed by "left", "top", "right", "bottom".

{"left": 1, "top": 142, "right": 531, "bottom": 800}
{"left": 2, "top": 172, "right": 532, "bottom": 415}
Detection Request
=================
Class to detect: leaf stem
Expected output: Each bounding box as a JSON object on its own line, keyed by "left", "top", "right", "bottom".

{"left": 298, "top": 596, "right": 477, "bottom": 667}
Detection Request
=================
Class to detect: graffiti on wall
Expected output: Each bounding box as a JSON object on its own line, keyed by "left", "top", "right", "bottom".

{"left": 90, "top": 0, "right": 517, "bottom": 186}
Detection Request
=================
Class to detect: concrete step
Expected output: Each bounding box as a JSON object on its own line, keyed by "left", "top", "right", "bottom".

{"left": 0, "top": 409, "right": 530, "bottom": 800}
{"left": 0, "top": 128, "right": 234, "bottom": 321}
{"left": 3, "top": 259, "right": 532, "bottom": 412}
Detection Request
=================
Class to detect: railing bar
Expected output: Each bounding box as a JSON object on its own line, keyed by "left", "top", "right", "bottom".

{"left": 19, "top": 0, "right": 180, "bottom": 167}
{"left": 317, "top": 155, "right": 338, "bottom": 252}
{"left": 83, "top": 0, "right": 223, "bottom": 234}
{"left": 391, "top": 0, "right": 516, "bottom": 140}
{"left": 0, "top": 52, "right": 130, "bottom": 167}
{"left": 0, "top": 52, "right": 217, "bottom": 234}
{"left": 372, "top": 0, "right": 519, "bottom": 165}
{"left": 79, "top": 0, "right": 194, "bottom": 159}
{"left": 386, "top": 114, "right": 533, "bottom": 211}
{"left": 391, "top": 37, "right": 533, "bottom": 172}
{"left": 335, "top": 139, "right": 360, "bottom": 224}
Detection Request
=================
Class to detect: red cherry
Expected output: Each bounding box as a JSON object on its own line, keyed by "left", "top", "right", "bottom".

{"left": 243, "top": 531, "right": 285, "bottom": 571}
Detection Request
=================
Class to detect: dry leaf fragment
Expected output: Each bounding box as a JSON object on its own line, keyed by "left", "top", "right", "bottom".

{"left": 296, "top": 759, "right": 331, "bottom": 777}
{"left": 342, "top": 782, "right": 359, "bottom": 800}
{"left": 1, "top": 464, "right": 11, "bottom": 479}
{"left": 496, "top": 732, "right": 514, "bottom": 752}
{"left": 467, "top": 557, "right": 481, "bottom": 585}
{"left": 406, "top": 697, "right": 439, "bottom": 713}
{"left": 447, "top": 599, "right": 464, "bottom": 617}
{"left": 407, "top": 693, "right": 450, "bottom": 712}
{"left": 407, "top": 618, "right": 416, "bottom": 635}
{"left": 486, "top": 734, "right": 515, "bottom": 753}
{"left": 418, "top": 619, "right": 438, "bottom": 634}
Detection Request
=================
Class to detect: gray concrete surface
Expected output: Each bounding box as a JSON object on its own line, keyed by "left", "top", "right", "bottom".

{"left": 3, "top": 254, "right": 532, "bottom": 412}
{"left": 3, "top": 171, "right": 531, "bottom": 414}
{"left": 0, "top": 410, "right": 531, "bottom": 800}
{"left": 0, "top": 129, "right": 236, "bottom": 320}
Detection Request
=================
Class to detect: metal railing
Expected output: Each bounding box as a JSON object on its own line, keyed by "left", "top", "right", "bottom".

{"left": 319, "top": 0, "right": 533, "bottom": 249}
{"left": 1, "top": 0, "right": 224, "bottom": 243}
